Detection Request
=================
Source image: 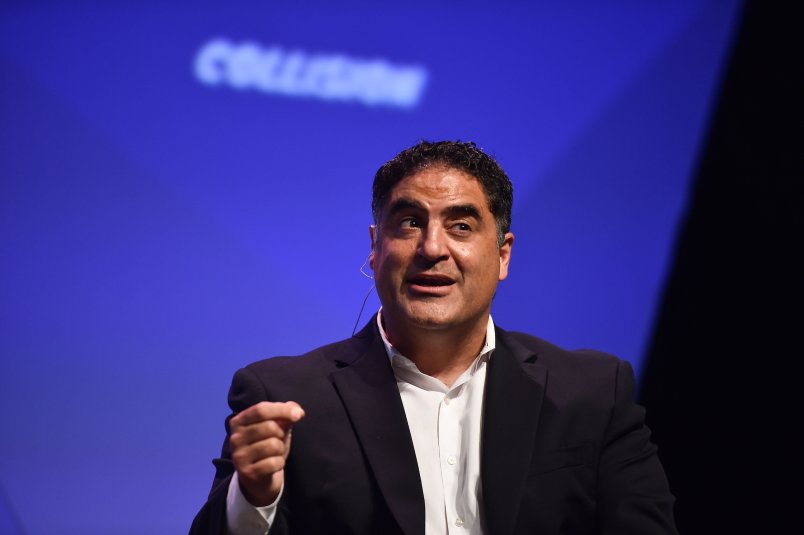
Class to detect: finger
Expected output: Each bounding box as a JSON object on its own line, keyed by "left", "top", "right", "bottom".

{"left": 237, "top": 453, "right": 288, "bottom": 483}
{"left": 230, "top": 419, "right": 287, "bottom": 447}
{"left": 232, "top": 436, "right": 288, "bottom": 468}
{"left": 231, "top": 401, "right": 305, "bottom": 427}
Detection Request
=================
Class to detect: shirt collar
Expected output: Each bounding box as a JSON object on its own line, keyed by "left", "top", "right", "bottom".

{"left": 376, "top": 308, "right": 496, "bottom": 363}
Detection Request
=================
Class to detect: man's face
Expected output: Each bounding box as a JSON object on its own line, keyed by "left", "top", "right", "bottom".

{"left": 370, "top": 166, "right": 513, "bottom": 336}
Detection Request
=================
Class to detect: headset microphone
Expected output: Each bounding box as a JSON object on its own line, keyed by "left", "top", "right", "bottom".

{"left": 352, "top": 253, "right": 375, "bottom": 336}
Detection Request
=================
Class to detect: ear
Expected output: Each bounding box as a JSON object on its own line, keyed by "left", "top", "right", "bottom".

{"left": 498, "top": 232, "right": 514, "bottom": 281}
{"left": 368, "top": 225, "right": 377, "bottom": 269}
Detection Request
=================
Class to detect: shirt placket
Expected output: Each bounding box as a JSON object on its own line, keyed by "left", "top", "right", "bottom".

{"left": 439, "top": 386, "right": 468, "bottom": 534}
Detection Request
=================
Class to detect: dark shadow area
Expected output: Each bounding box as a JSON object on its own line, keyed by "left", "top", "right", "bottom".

{"left": 639, "top": 1, "right": 802, "bottom": 532}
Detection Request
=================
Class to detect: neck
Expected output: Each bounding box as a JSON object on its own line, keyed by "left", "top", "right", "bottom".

{"left": 382, "top": 313, "right": 489, "bottom": 388}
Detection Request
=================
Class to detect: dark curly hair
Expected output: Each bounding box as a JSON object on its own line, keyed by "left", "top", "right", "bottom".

{"left": 372, "top": 140, "right": 513, "bottom": 245}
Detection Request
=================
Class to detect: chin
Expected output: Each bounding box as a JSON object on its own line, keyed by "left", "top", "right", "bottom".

{"left": 401, "top": 303, "right": 459, "bottom": 330}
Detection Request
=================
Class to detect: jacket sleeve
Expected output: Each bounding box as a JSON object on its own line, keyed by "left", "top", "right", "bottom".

{"left": 189, "top": 366, "right": 292, "bottom": 535}
{"left": 596, "top": 359, "right": 679, "bottom": 534}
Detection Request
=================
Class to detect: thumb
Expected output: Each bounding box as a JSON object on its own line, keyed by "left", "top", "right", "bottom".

{"left": 280, "top": 401, "right": 304, "bottom": 459}
{"left": 285, "top": 401, "right": 305, "bottom": 422}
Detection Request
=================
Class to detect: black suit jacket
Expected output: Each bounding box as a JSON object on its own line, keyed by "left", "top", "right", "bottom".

{"left": 190, "top": 318, "right": 677, "bottom": 534}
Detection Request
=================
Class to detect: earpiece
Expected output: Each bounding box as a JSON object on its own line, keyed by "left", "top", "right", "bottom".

{"left": 360, "top": 253, "right": 374, "bottom": 280}
{"left": 353, "top": 252, "right": 376, "bottom": 336}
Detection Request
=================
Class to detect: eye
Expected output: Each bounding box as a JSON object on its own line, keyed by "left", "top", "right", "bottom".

{"left": 399, "top": 217, "right": 420, "bottom": 229}
{"left": 451, "top": 222, "right": 471, "bottom": 232}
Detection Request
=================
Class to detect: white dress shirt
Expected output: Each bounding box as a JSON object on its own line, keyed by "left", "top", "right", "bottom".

{"left": 226, "top": 312, "right": 495, "bottom": 535}
{"left": 380, "top": 313, "right": 494, "bottom": 535}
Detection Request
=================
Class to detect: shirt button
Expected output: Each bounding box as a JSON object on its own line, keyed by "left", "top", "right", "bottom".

{"left": 447, "top": 455, "right": 457, "bottom": 465}
{"left": 443, "top": 396, "right": 451, "bottom": 405}
{"left": 454, "top": 518, "right": 464, "bottom": 527}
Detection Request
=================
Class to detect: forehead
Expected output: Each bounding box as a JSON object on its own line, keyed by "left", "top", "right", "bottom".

{"left": 385, "top": 166, "right": 490, "bottom": 211}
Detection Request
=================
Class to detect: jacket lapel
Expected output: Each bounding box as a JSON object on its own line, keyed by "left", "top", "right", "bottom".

{"left": 481, "top": 330, "right": 547, "bottom": 535}
{"left": 329, "top": 320, "right": 424, "bottom": 535}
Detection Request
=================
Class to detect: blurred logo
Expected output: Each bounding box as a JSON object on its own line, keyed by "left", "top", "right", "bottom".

{"left": 194, "top": 39, "right": 428, "bottom": 109}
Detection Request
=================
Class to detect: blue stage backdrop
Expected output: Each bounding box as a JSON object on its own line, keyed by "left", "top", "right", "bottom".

{"left": 0, "top": 2, "right": 741, "bottom": 533}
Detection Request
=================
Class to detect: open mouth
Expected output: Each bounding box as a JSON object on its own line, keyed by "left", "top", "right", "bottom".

{"left": 408, "top": 275, "right": 455, "bottom": 287}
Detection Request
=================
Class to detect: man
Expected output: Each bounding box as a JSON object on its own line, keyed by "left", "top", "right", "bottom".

{"left": 190, "top": 141, "right": 678, "bottom": 534}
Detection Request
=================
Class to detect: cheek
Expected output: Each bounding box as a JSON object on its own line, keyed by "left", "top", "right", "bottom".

{"left": 372, "top": 250, "right": 401, "bottom": 279}
{"left": 456, "top": 245, "right": 471, "bottom": 258}
{"left": 451, "top": 243, "right": 474, "bottom": 265}
{"left": 465, "top": 251, "right": 503, "bottom": 284}
{"left": 454, "top": 245, "right": 491, "bottom": 272}
{"left": 378, "top": 242, "right": 411, "bottom": 266}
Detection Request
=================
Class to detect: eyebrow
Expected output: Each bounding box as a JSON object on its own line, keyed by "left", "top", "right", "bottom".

{"left": 444, "top": 203, "right": 482, "bottom": 220}
{"left": 385, "top": 197, "right": 483, "bottom": 220}
{"left": 386, "top": 198, "right": 425, "bottom": 217}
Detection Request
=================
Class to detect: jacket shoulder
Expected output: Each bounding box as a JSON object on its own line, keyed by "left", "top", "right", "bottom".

{"left": 243, "top": 336, "right": 353, "bottom": 373}
{"left": 500, "top": 328, "right": 621, "bottom": 364}
{"left": 241, "top": 320, "right": 380, "bottom": 378}
{"left": 497, "top": 327, "right": 629, "bottom": 391}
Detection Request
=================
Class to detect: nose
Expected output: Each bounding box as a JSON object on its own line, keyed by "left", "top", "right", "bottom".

{"left": 418, "top": 225, "right": 449, "bottom": 261}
